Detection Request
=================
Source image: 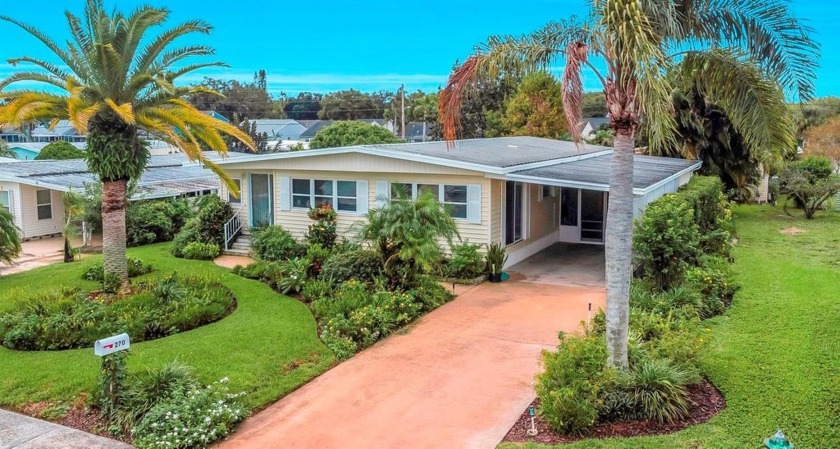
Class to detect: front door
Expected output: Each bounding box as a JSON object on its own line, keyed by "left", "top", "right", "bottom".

{"left": 580, "top": 190, "right": 606, "bottom": 243}
{"left": 249, "top": 173, "right": 274, "bottom": 227}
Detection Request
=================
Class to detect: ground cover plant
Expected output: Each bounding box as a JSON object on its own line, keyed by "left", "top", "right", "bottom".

{"left": 0, "top": 243, "right": 336, "bottom": 437}
{"left": 0, "top": 274, "right": 235, "bottom": 351}
{"left": 501, "top": 202, "right": 839, "bottom": 448}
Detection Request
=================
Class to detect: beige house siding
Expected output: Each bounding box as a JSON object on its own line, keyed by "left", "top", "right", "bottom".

{"left": 0, "top": 182, "right": 23, "bottom": 231}
{"left": 499, "top": 183, "right": 562, "bottom": 267}
{"left": 489, "top": 179, "right": 502, "bottom": 245}
{"left": 17, "top": 185, "right": 65, "bottom": 239}
{"left": 219, "top": 157, "right": 493, "bottom": 247}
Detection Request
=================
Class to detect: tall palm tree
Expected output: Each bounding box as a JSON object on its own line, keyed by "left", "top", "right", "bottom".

{"left": 0, "top": 0, "right": 254, "bottom": 288}
{"left": 439, "top": 0, "right": 817, "bottom": 368}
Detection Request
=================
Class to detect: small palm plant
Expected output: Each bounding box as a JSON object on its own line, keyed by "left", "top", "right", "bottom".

{"left": 0, "top": 0, "right": 254, "bottom": 290}
{"left": 359, "top": 190, "right": 460, "bottom": 288}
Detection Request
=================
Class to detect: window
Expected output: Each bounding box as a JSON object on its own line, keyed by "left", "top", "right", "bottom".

{"left": 505, "top": 181, "right": 525, "bottom": 245}
{"left": 443, "top": 185, "right": 468, "bottom": 219}
{"left": 36, "top": 189, "right": 52, "bottom": 220}
{"left": 389, "top": 182, "right": 464, "bottom": 219}
{"left": 0, "top": 191, "right": 9, "bottom": 212}
{"left": 228, "top": 178, "right": 242, "bottom": 203}
{"left": 539, "top": 185, "right": 554, "bottom": 201}
{"left": 293, "top": 179, "right": 358, "bottom": 212}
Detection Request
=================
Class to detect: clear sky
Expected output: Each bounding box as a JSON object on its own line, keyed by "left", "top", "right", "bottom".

{"left": 0, "top": 0, "right": 837, "bottom": 97}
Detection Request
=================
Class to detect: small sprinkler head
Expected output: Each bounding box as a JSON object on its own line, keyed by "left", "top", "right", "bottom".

{"left": 764, "top": 429, "right": 794, "bottom": 449}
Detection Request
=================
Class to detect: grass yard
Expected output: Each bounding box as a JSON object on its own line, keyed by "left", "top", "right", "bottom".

{"left": 502, "top": 204, "right": 840, "bottom": 448}
{"left": 0, "top": 243, "right": 336, "bottom": 411}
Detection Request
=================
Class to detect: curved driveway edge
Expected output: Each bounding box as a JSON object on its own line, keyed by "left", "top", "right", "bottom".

{"left": 217, "top": 278, "right": 605, "bottom": 449}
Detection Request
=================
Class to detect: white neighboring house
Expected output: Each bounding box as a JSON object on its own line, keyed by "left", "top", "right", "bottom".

{"left": 0, "top": 153, "right": 247, "bottom": 240}
{"left": 580, "top": 117, "right": 611, "bottom": 139}
{"left": 246, "top": 119, "right": 307, "bottom": 141}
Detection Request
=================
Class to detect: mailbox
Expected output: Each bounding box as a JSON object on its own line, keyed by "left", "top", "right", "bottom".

{"left": 94, "top": 333, "right": 130, "bottom": 356}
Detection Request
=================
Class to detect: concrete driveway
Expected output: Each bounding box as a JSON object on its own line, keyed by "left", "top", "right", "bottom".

{"left": 217, "top": 257, "right": 605, "bottom": 449}
{"left": 0, "top": 410, "right": 130, "bottom": 449}
{"left": 0, "top": 235, "right": 101, "bottom": 276}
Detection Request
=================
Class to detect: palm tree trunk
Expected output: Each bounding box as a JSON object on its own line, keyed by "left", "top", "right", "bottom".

{"left": 605, "top": 130, "right": 634, "bottom": 369}
{"left": 101, "top": 178, "right": 129, "bottom": 287}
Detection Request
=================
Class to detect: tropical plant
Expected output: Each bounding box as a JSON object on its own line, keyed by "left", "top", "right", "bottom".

{"left": 0, "top": 208, "right": 22, "bottom": 267}
{"left": 359, "top": 190, "right": 459, "bottom": 288}
{"left": 34, "top": 141, "right": 85, "bottom": 160}
{"left": 439, "top": 0, "right": 817, "bottom": 368}
{"left": 0, "top": 140, "right": 15, "bottom": 159}
{"left": 0, "top": 1, "right": 254, "bottom": 290}
{"left": 484, "top": 243, "right": 508, "bottom": 276}
{"left": 61, "top": 190, "right": 85, "bottom": 262}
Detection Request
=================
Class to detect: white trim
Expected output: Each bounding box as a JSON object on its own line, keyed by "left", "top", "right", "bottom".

{"left": 290, "top": 178, "right": 363, "bottom": 215}
{"left": 35, "top": 188, "right": 53, "bottom": 221}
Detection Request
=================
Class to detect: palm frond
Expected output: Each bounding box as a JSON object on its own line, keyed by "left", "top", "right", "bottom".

{"left": 562, "top": 42, "right": 587, "bottom": 142}
{"left": 671, "top": 49, "right": 796, "bottom": 164}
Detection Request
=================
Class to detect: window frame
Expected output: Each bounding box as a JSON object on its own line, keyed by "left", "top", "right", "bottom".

{"left": 292, "top": 178, "right": 359, "bottom": 213}
{"left": 228, "top": 178, "right": 242, "bottom": 204}
{"left": 35, "top": 189, "right": 52, "bottom": 220}
{"left": 388, "top": 182, "right": 468, "bottom": 220}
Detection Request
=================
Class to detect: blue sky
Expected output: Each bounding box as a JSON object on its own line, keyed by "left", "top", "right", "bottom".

{"left": 0, "top": 1, "right": 837, "bottom": 96}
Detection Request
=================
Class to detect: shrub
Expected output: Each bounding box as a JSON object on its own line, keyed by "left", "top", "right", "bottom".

{"left": 231, "top": 261, "right": 283, "bottom": 289}
{"left": 305, "top": 244, "right": 330, "bottom": 278}
{"left": 633, "top": 196, "right": 701, "bottom": 290}
{"left": 443, "top": 241, "right": 485, "bottom": 279}
{"left": 781, "top": 156, "right": 840, "bottom": 219}
{"left": 126, "top": 199, "right": 193, "bottom": 247}
{"left": 320, "top": 249, "right": 382, "bottom": 286}
{"left": 485, "top": 242, "right": 508, "bottom": 275}
{"left": 170, "top": 196, "right": 232, "bottom": 257}
{"left": 276, "top": 258, "right": 308, "bottom": 294}
{"left": 409, "top": 275, "right": 455, "bottom": 311}
{"left": 34, "top": 141, "right": 85, "bottom": 160}
{"left": 82, "top": 257, "right": 153, "bottom": 283}
{"left": 678, "top": 176, "right": 733, "bottom": 256}
{"left": 301, "top": 279, "right": 333, "bottom": 302}
{"left": 625, "top": 359, "right": 691, "bottom": 423}
{"left": 0, "top": 275, "right": 235, "bottom": 351}
{"left": 132, "top": 378, "right": 246, "bottom": 449}
{"left": 181, "top": 242, "right": 220, "bottom": 260}
{"left": 110, "top": 362, "right": 199, "bottom": 434}
{"left": 306, "top": 204, "right": 338, "bottom": 248}
{"left": 683, "top": 255, "right": 738, "bottom": 318}
{"left": 536, "top": 334, "right": 615, "bottom": 435}
{"left": 251, "top": 225, "right": 304, "bottom": 262}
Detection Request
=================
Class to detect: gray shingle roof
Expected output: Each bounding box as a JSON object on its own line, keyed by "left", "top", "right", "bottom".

{"left": 361, "top": 136, "right": 609, "bottom": 168}
{"left": 299, "top": 120, "right": 334, "bottom": 139}
{"left": 512, "top": 153, "right": 699, "bottom": 190}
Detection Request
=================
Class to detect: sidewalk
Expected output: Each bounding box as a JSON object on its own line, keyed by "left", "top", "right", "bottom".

{"left": 0, "top": 409, "right": 131, "bottom": 449}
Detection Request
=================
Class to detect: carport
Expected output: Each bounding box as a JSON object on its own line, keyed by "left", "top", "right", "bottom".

{"left": 506, "top": 243, "right": 605, "bottom": 288}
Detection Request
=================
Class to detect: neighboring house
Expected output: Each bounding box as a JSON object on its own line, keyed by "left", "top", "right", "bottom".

{"left": 0, "top": 120, "right": 86, "bottom": 144}
{"left": 357, "top": 118, "right": 395, "bottom": 133}
{"left": 405, "top": 122, "right": 431, "bottom": 142}
{"left": 214, "top": 136, "right": 700, "bottom": 267}
{"left": 580, "top": 117, "right": 610, "bottom": 139}
{"left": 0, "top": 153, "right": 244, "bottom": 240}
{"left": 246, "top": 119, "right": 307, "bottom": 140}
{"left": 201, "top": 110, "right": 231, "bottom": 124}
{"left": 298, "top": 120, "right": 334, "bottom": 142}
{"left": 7, "top": 142, "right": 87, "bottom": 160}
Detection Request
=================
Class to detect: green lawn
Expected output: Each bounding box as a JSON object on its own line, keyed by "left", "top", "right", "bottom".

{"left": 0, "top": 243, "right": 336, "bottom": 411}
{"left": 502, "top": 204, "right": 840, "bottom": 448}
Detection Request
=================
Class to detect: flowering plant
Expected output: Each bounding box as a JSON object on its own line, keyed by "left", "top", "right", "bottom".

{"left": 132, "top": 378, "right": 246, "bottom": 449}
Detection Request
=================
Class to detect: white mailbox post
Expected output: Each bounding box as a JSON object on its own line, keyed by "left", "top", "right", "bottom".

{"left": 94, "top": 333, "right": 130, "bottom": 356}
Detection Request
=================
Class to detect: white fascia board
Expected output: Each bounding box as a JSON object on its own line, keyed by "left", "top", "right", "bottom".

{"left": 636, "top": 161, "right": 703, "bottom": 195}
{"left": 489, "top": 173, "right": 611, "bottom": 192}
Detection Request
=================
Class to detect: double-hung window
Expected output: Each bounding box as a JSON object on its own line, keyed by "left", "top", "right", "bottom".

{"left": 36, "top": 189, "right": 52, "bottom": 220}
{"left": 389, "top": 182, "right": 467, "bottom": 219}
{"left": 293, "top": 179, "right": 358, "bottom": 212}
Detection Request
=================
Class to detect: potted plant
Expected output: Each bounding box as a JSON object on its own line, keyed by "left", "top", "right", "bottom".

{"left": 485, "top": 243, "right": 508, "bottom": 283}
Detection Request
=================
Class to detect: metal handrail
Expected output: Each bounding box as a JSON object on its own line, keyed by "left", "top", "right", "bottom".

{"left": 224, "top": 203, "right": 246, "bottom": 250}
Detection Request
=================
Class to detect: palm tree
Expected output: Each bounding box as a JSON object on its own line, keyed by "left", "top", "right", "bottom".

{"left": 0, "top": 208, "right": 22, "bottom": 269}
{"left": 0, "top": 0, "right": 254, "bottom": 288}
{"left": 439, "top": 0, "right": 817, "bottom": 368}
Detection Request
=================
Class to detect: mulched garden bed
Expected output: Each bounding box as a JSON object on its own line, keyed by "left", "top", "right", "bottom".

{"left": 504, "top": 379, "right": 726, "bottom": 445}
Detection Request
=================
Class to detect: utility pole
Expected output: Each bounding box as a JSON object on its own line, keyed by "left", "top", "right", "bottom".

{"left": 400, "top": 84, "right": 406, "bottom": 139}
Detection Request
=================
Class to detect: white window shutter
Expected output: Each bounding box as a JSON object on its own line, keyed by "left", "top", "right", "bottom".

{"left": 279, "top": 176, "right": 291, "bottom": 211}
{"left": 376, "top": 181, "right": 389, "bottom": 208}
{"left": 466, "top": 184, "right": 482, "bottom": 224}
{"left": 356, "top": 180, "right": 369, "bottom": 214}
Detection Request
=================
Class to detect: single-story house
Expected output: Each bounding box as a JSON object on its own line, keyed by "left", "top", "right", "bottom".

{"left": 213, "top": 136, "right": 701, "bottom": 267}
{"left": 0, "top": 153, "right": 244, "bottom": 240}
{"left": 0, "top": 120, "right": 86, "bottom": 144}
{"left": 581, "top": 117, "right": 610, "bottom": 139}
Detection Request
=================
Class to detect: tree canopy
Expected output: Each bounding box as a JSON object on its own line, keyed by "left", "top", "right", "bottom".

{"left": 309, "top": 121, "right": 400, "bottom": 149}
{"left": 803, "top": 114, "right": 840, "bottom": 166}
{"left": 34, "top": 141, "right": 85, "bottom": 160}
{"left": 502, "top": 73, "right": 568, "bottom": 139}
{"left": 190, "top": 70, "right": 280, "bottom": 121}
